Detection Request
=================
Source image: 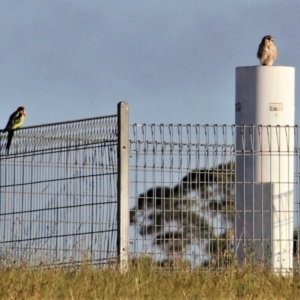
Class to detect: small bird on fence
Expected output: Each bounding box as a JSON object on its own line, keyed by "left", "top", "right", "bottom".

{"left": 257, "top": 35, "right": 277, "bottom": 66}
{"left": 1, "top": 106, "right": 26, "bottom": 154}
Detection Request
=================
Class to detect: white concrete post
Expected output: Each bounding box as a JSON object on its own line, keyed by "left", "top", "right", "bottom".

{"left": 117, "top": 101, "right": 130, "bottom": 273}
{"left": 235, "top": 66, "right": 295, "bottom": 273}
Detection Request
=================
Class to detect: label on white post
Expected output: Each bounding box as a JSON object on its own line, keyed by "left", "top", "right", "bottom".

{"left": 269, "top": 103, "right": 283, "bottom": 111}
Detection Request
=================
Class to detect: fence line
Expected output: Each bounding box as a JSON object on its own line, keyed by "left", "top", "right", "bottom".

{"left": 0, "top": 114, "right": 119, "bottom": 266}
{"left": 129, "top": 124, "right": 299, "bottom": 271}
{"left": 1, "top": 117, "right": 300, "bottom": 271}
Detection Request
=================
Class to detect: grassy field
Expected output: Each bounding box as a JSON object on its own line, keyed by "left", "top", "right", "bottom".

{"left": 0, "top": 258, "right": 299, "bottom": 299}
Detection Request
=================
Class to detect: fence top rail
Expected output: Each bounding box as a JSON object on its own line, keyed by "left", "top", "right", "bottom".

{"left": 131, "top": 123, "right": 298, "bottom": 128}
{"left": 2, "top": 122, "right": 298, "bottom": 132}
{"left": 0, "top": 114, "right": 118, "bottom": 156}
{"left": 8, "top": 114, "right": 118, "bottom": 131}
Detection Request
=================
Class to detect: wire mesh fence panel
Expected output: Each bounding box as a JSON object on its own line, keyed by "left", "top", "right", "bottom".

{"left": 129, "top": 124, "right": 235, "bottom": 268}
{"left": 0, "top": 115, "right": 118, "bottom": 266}
{"left": 235, "top": 125, "right": 295, "bottom": 274}
{"left": 129, "top": 124, "right": 299, "bottom": 271}
{"left": 1, "top": 119, "right": 299, "bottom": 271}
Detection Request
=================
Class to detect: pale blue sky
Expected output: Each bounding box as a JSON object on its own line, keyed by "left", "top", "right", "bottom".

{"left": 0, "top": 1, "right": 299, "bottom": 127}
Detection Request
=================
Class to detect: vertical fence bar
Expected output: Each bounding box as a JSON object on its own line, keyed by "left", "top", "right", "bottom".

{"left": 117, "top": 101, "right": 130, "bottom": 272}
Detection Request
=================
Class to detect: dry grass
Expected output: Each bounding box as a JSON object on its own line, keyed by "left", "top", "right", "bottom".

{"left": 0, "top": 258, "right": 300, "bottom": 299}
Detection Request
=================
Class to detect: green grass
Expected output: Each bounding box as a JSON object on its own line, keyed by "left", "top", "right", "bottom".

{"left": 0, "top": 258, "right": 300, "bottom": 299}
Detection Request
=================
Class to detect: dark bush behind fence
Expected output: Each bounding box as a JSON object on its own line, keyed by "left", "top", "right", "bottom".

{"left": 1, "top": 103, "right": 300, "bottom": 272}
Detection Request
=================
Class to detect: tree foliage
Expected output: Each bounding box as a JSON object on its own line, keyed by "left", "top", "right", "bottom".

{"left": 130, "top": 161, "right": 235, "bottom": 267}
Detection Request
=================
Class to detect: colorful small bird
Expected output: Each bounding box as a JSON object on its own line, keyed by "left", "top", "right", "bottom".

{"left": 257, "top": 35, "right": 277, "bottom": 66}
{"left": 2, "top": 106, "right": 26, "bottom": 154}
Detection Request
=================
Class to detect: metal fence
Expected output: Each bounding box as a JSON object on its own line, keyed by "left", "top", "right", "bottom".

{"left": 129, "top": 124, "right": 299, "bottom": 272}
{"left": 0, "top": 114, "right": 120, "bottom": 266}
{"left": 1, "top": 107, "right": 299, "bottom": 272}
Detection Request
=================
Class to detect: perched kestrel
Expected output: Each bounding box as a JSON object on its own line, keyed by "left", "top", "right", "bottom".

{"left": 2, "top": 106, "right": 26, "bottom": 154}
{"left": 257, "top": 35, "right": 277, "bottom": 66}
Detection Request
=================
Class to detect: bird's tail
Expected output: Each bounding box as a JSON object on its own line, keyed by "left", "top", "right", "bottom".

{"left": 6, "top": 131, "right": 14, "bottom": 154}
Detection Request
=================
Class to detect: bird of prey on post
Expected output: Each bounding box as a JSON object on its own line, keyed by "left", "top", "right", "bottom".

{"left": 257, "top": 35, "right": 277, "bottom": 66}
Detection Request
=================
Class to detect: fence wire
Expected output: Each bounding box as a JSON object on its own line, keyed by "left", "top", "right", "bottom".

{"left": 1, "top": 120, "right": 299, "bottom": 271}
{"left": 129, "top": 124, "right": 299, "bottom": 271}
{"left": 0, "top": 115, "right": 118, "bottom": 266}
